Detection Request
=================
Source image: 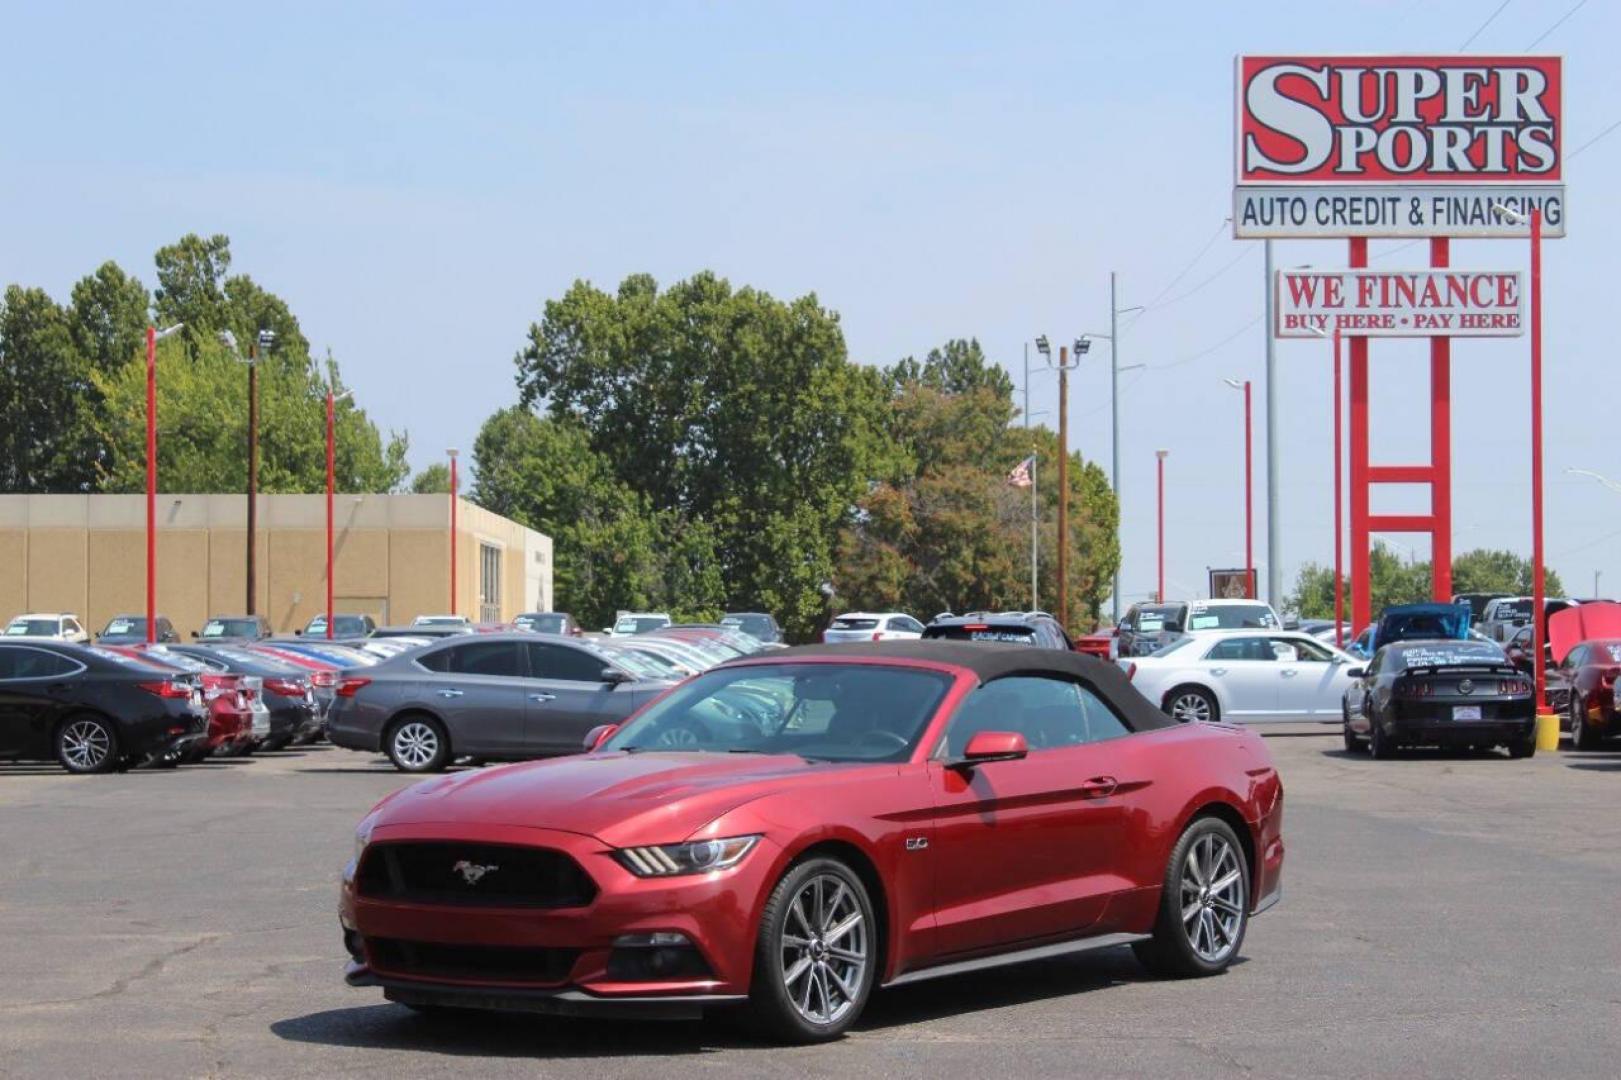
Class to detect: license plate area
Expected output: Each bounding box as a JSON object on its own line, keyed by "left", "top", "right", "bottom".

{"left": 1452, "top": 705, "right": 1483, "bottom": 721}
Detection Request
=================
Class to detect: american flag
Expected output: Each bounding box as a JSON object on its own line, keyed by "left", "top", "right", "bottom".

{"left": 1006, "top": 454, "right": 1035, "bottom": 488}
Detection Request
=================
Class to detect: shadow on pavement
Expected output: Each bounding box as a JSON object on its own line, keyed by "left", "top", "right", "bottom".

{"left": 271, "top": 946, "right": 1157, "bottom": 1057}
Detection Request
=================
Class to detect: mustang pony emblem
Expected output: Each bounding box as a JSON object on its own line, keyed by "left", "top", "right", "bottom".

{"left": 452, "top": 860, "right": 499, "bottom": 885}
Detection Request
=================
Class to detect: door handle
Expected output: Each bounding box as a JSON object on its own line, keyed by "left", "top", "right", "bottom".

{"left": 1281, "top": 669, "right": 1298, "bottom": 678}
{"left": 1080, "top": 776, "right": 1118, "bottom": 799}
{"left": 528, "top": 693, "right": 557, "bottom": 703}
{"left": 437, "top": 689, "right": 464, "bottom": 698}
{"left": 1210, "top": 667, "right": 1227, "bottom": 676}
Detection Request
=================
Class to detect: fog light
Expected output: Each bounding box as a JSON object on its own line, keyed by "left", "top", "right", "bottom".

{"left": 612, "top": 931, "right": 690, "bottom": 948}
{"left": 606, "top": 933, "right": 711, "bottom": 981}
{"left": 343, "top": 928, "right": 366, "bottom": 962}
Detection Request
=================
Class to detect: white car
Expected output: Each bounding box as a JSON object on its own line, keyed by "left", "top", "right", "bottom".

{"left": 4, "top": 612, "right": 90, "bottom": 643}
{"left": 1123, "top": 628, "right": 1360, "bottom": 724}
{"left": 822, "top": 612, "right": 926, "bottom": 643}
{"left": 606, "top": 612, "right": 673, "bottom": 637}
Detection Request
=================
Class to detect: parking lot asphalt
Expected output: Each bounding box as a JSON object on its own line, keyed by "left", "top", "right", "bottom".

{"left": 2, "top": 730, "right": 1619, "bottom": 1079}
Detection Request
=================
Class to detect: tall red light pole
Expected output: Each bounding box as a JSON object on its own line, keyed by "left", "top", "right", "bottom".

{"left": 1156, "top": 449, "right": 1169, "bottom": 603}
{"left": 144, "top": 323, "right": 183, "bottom": 644}
{"left": 325, "top": 388, "right": 352, "bottom": 640}
{"left": 447, "top": 448, "right": 460, "bottom": 617}
{"left": 1224, "top": 378, "right": 1254, "bottom": 598}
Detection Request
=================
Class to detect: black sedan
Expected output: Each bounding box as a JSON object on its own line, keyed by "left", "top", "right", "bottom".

{"left": 1342, "top": 639, "right": 1536, "bottom": 759}
{"left": 160, "top": 644, "right": 322, "bottom": 749}
{"left": 0, "top": 641, "right": 207, "bottom": 773}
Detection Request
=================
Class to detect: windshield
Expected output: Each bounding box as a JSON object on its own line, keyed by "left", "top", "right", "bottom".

{"left": 615, "top": 616, "right": 668, "bottom": 634}
{"left": 518, "top": 614, "right": 569, "bottom": 634}
{"left": 202, "top": 619, "right": 259, "bottom": 639}
{"left": 595, "top": 644, "right": 671, "bottom": 680}
{"left": 1492, "top": 599, "right": 1533, "bottom": 620}
{"left": 721, "top": 615, "right": 773, "bottom": 639}
{"left": 829, "top": 617, "right": 879, "bottom": 631}
{"left": 1133, "top": 605, "right": 1181, "bottom": 632}
{"left": 606, "top": 662, "right": 953, "bottom": 763}
{"left": 101, "top": 618, "right": 143, "bottom": 636}
{"left": 7, "top": 619, "right": 60, "bottom": 636}
{"left": 1392, "top": 642, "right": 1507, "bottom": 668}
{"left": 1186, "top": 604, "right": 1277, "bottom": 631}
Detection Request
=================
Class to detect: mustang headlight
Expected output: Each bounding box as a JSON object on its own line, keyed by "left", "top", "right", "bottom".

{"left": 615, "top": 835, "right": 761, "bottom": 877}
{"left": 353, "top": 816, "right": 377, "bottom": 862}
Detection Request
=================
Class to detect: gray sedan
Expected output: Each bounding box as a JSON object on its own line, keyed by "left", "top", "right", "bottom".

{"left": 326, "top": 633, "right": 674, "bottom": 772}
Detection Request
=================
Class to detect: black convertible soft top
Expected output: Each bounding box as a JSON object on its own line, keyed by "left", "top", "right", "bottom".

{"left": 737, "top": 640, "right": 1176, "bottom": 732}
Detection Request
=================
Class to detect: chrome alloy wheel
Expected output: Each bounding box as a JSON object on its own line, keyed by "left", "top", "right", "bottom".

{"left": 392, "top": 722, "right": 439, "bottom": 769}
{"left": 1180, "top": 832, "right": 1245, "bottom": 963}
{"left": 61, "top": 720, "right": 112, "bottom": 771}
{"left": 1169, "top": 691, "right": 1212, "bottom": 724}
{"left": 780, "top": 873, "right": 868, "bottom": 1026}
{"left": 652, "top": 724, "right": 700, "bottom": 748}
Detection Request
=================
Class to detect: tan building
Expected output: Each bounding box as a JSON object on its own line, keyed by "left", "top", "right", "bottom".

{"left": 0, "top": 494, "right": 552, "bottom": 637}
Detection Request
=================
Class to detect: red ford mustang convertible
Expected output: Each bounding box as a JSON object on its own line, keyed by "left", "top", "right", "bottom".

{"left": 340, "top": 642, "right": 1284, "bottom": 1042}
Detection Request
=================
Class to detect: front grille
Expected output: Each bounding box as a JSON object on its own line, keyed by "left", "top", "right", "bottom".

{"left": 368, "top": 937, "right": 580, "bottom": 984}
{"left": 357, "top": 842, "right": 597, "bottom": 908}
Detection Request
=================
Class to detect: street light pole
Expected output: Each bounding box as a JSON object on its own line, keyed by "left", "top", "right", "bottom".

{"left": 1224, "top": 378, "right": 1254, "bottom": 599}
{"left": 1110, "top": 272, "right": 1120, "bottom": 623}
{"left": 325, "top": 388, "right": 353, "bottom": 640}
{"left": 447, "top": 448, "right": 460, "bottom": 616}
{"left": 144, "top": 323, "right": 183, "bottom": 644}
{"left": 1057, "top": 345, "right": 1071, "bottom": 631}
{"left": 1156, "top": 449, "right": 1169, "bottom": 603}
{"left": 1024, "top": 341, "right": 1037, "bottom": 611}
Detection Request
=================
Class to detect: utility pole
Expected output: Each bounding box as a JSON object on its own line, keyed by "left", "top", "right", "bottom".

{"left": 246, "top": 333, "right": 268, "bottom": 615}
{"left": 1263, "top": 240, "right": 1281, "bottom": 609}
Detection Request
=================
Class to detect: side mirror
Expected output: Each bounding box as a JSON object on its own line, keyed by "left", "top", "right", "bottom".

{"left": 602, "top": 667, "right": 632, "bottom": 686}
{"left": 1164, "top": 622, "right": 1184, "bottom": 634}
{"left": 190, "top": 631, "right": 199, "bottom": 639}
{"left": 1345, "top": 667, "right": 1366, "bottom": 679}
{"left": 294, "top": 629, "right": 303, "bottom": 636}
{"left": 956, "top": 731, "right": 1029, "bottom": 767}
{"left": 583, "top": 723, "right": 620, "bottom": 751}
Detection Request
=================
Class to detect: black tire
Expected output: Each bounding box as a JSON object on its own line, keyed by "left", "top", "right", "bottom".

{"left": 1508, "top": 731, "right": 1537, "bottom": 759}
{"left": 1569, "top": 695, "right": 1597, "bottom": 751}
{"left": 1164, "top": 686, "right": 1219, "bottom": 725}
{"left": 1368, "top": 713, "right": 1395, "bottom": 759}
{"left": 54, "top": 714, "right": 120, "bottom": 775}
{"left": 1133, "top": 816, "right": 1249, "bottom": 977}
{"left": 385, "top": 714, "right": 451, "bottom": 773}
{"left": 1341, "top": 701, "right": 1362, "bottom": 752}
{"left": 747, "top": 856, "right": 877, "bottom": 1043}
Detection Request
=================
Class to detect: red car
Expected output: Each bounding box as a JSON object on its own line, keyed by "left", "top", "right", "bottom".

{"left": 340, "top": 642, "right": 1284, "bottom": 1042}
{"left": 1549, "top": 602, "right": 1621, "bottom": 750}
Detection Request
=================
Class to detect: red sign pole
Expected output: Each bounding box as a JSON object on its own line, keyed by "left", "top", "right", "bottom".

{"left": 1332, "top": 326, "right": 1344, "bottom": 648}
{"left": 325, "top": 391, "right": 336, "bottom": 640}
{"left": 1430, "top": 238, "right": 1453, "bottom": 602}
{"left": 1348, "top": 239, "right": 1370, "bottom": 635}
{"left": 145, "top": 325, "right": 157, "bottom": 645}
{"left": 1530, "top": 208, "right": 1547, "bottom": 710}
{"left": 449, "top": 451, "right": 459, "bottom": 617}
{"left": 1156, "top": 450, "right": 1167, "bottom": 604}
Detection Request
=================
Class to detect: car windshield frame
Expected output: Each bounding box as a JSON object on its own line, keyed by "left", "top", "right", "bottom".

{"left": 1185, "top": 604, "right": 1278, "bottom": 631}
{"left": 605, "top": 661, "right": 955, "bottom": 764}
{"left": 1390, "top": 641, "right": 1508, "bottom": 668}
{"left": 201, "top": 619, "right": 260, "bottom": 639}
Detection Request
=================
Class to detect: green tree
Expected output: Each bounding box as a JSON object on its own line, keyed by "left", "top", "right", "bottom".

{"left": 1452, "top": 548, "right": 1564, "bottom": 597}
{"left": 68, "top": 262, "right": 150, "bottom": 374}
{"left": 410, "top": 463, "right": 451, "bottom": 494}
{"left": 0, "top": 286, "right": 98, "bottom": 492}
{"left": 513, "top": 272, "right": 896, "bottom": 637}
{"left": 834, "top": 348, "right": 1118, "bottom": 636}
{"left": 470, "top": 406, "right": 722, "bottom": 629}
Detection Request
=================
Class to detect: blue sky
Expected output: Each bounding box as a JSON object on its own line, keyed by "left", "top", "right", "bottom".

{"left": 4, "top": 0, "right": 1618, "bottom": 610}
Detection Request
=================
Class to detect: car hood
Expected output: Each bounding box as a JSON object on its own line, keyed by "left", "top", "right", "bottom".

{"left": 371, "top": 751, "right": 859, "bottom": 847}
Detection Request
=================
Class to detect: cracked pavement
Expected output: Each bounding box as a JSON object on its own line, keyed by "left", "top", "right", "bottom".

{"left": 1, "top": 730, "right": 1618, "bottom": 1078}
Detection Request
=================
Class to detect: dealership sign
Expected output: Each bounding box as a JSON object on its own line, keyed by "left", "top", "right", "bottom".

{"left": 1234, "top": 56, "right": 1564, "bottom": 237}
{"left": 1274, "top": 269, "right": 1524, "bottom": 338}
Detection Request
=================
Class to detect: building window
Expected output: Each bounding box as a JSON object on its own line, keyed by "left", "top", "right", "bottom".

{"left": 479, "top": 542, "right": 502, "bottom": 623}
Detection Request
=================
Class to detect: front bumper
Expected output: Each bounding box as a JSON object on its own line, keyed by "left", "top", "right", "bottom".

{"left": 341, "top": 823, "right": 781, "bottom": 1009}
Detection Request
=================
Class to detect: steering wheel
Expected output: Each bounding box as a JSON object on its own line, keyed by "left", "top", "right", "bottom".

{"left": 854, "top": 729, "right": 909, "bottom": 753}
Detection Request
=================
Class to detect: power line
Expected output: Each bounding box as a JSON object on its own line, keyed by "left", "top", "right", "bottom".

{"left": 1568, "top": 114, "right": 1621, "bottom": 160}
{"left": 1150, "top": 313, "right": 1264, "bottom": 372}
{"left": 1133, "top": 219, "right": 1231, "bottom": 313}
{"left": 1526, "top": 0, "right": 1587, "bottom": 48}
{"left": 1140, "top": 247, "right": 1257, "bottom": 312}
{"left": 1459, "top": 0, "right": 1514, "bottom": 48}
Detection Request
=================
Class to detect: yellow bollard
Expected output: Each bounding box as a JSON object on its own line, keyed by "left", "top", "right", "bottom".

{"left": 1535, "top": 709, "right": 1560, "bottom": 752}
